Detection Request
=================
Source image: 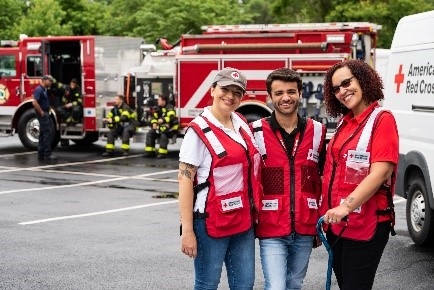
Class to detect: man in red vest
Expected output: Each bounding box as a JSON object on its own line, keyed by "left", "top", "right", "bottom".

{"left": 251, "top": 68, "right": 326, "bottom": 290}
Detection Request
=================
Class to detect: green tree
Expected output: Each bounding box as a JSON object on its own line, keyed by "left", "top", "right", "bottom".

{"left": 326, "top": 0, "right": 434, "bottom": 48}
{"left": 243, "top": 0, "right": 275, "bottom": 24}
{"left": 270, "top": 0, "right": 332, "bottom": 23}
{"left": 0, "top": 0, "right": 26, "bottom": 39}
{"left": 56, "top": 0, "right": 102, "bottom": 35}
{"left": 100, "top": 0, "right": 256, "bottom": 44}
{"left": 17, "top": 0, "right": 72, "bottom": 36}
{"left": 98, "top": 0, "right": 147, "bottom": 37}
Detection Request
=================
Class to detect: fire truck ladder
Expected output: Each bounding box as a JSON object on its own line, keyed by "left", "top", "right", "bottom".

{"left": 182, "top": 42, "right": 328, "bottom": 53}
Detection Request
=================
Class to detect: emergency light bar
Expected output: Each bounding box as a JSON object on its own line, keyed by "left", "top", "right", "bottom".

{"left": 326, "top": 35, "right": 346, "bottom": 43}
{"left": 201, "top": 23, "right": 382, "bottom": 33}
{"left": 26, "top": 42, "right": 40, "bottom": 50}
{"left": 1, "top": 40, "right": 18, "bottom": 47}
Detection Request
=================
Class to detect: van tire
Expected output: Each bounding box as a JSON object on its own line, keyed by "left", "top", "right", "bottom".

{"left": 406, "top": 174, "right": 434, "bottom": 246}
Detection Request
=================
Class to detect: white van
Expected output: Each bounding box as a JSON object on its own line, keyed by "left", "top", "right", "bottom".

{"left": 375, "top": 48, "right": 390, "bottom": 85}
{"left": 383, "top": 10, "right": 434, "bottom": 246}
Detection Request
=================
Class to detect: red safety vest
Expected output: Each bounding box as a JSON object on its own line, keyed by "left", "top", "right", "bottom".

{"left": 188, "top": 113, "right": 262, "bottom": 238}
{"left": 252, "top": 117, "right": 326, "bottom": 238}
{"left": 320, "top": 106, "right": 395, "bottom": 241}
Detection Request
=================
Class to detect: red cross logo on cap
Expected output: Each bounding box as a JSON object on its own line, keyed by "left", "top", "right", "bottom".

{"left": 231, "top": 72, "right": 239, "bottom": 79}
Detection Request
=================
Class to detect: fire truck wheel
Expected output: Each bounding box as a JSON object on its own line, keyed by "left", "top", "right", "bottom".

{"left": 406, "top": 173, "right": 434, "bottom": 246}
{"left": 18, "top": 109, "right": 40, "bottom": 150}
{"left": 17, "top": 110, "right": 60, "bottom": 150}
{"left": 51, "top": 120, "right": 60, "bottom": 149}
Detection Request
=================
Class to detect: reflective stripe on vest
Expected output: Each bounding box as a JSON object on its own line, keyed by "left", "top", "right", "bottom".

{"left": 253, "top": 118, "right": 323, "bottom": 163}
{"left": 308, "top": 120, "right": 323, "bottom": 162}
{"left": 252, "top": 119, "right": 267, "bottom": 158}
{"left": 192, "top": 116, "right": 227, "bottom": 158}
{"left": 356, "top": 107, "right": 385, "bottom": 152}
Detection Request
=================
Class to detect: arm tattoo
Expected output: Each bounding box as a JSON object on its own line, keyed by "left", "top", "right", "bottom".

{"left": 344, "top": 197, "right": 355, "bottom": 208}
{"left": 179, "top": 162, "right": 197, "bottom": 180}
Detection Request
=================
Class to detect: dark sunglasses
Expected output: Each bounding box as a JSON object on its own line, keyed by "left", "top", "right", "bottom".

{"left": 331, "top": 76, "right": 354, "bottom": 94}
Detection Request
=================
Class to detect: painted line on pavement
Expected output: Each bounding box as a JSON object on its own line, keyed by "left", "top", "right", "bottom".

{"left": 0, "top": 152, "right": 36, "bottom": 158}
{"left": 39, "top": 169, "right": 179, "bottom": 183}
{"left": 0, "top": 154, "right": 144, "bottom": 174}
{"left": 19, "top": 200, "right": 179, "bottom": 225}
{"left": 0, "top": 169, "right": 178, "bottom": 196}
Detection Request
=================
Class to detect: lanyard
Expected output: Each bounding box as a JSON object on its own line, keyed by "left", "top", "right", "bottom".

{"left": 275, "top": 129, "right": 301, "bottom": 158}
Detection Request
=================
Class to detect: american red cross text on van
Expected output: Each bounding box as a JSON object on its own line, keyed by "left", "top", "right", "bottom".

{"left": 405, "top": 80, "right": 434, "bottom": 94}
{"left": 407, "top": 62, "right": 434, "bottom": 76}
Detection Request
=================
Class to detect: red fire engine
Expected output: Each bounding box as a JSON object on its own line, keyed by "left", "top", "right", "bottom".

{"left": 0, "top": 35, "right": 143, "bottom": 150}
{"left": 173, "top": 22, "right": 382, "bottom": 137}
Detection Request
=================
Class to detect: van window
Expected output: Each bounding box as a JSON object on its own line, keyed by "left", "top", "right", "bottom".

{"left": 27, "top": 55, "right": 42, "bottom": 77}
{"left": 0, "top": 55, "right": 16, "bottom": 77}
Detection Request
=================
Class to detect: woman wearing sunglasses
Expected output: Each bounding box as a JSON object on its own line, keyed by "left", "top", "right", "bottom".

{"left": 319, "top": 59, "right": 399, "bottom": 290}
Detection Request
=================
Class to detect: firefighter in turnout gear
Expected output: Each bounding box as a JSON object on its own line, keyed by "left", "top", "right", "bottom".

{"left": 143, "top": 95, "right": 179, "bottom": 159}
{"left": 56, "top": 78, "right": 83, "bottom": 125}
{"left": 102, "top": 95, "right": 137, "bottom": 157}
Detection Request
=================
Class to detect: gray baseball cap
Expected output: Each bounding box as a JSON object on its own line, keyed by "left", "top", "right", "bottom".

{"left": 213, "top": 67, "right": 247, "bottom": 92}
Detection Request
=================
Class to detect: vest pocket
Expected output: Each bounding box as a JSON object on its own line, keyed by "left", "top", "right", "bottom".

{"left": 213, "top": 163, "right": 244, "bottom": 196}
{"left": 344, "top": 160, "right": 370, "bottom": 185}
{"left": 301, "top": 165, "right": 321, "bottom": 194}
{"left": 299, "top": 194, "right": 319, "bottom": 226}
{"left": 213, "top": 194, "right": 246, "bottom": 232}
{"left": 262, "top": 167, "right": 284, "bottom": 195}
{"left": 258, "top": 197, "right": 284, "bottom": 225}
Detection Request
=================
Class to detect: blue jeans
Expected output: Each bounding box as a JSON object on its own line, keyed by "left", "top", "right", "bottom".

{"left": 193, "top": 219, "right": 255, "bottom": 290}
{"left": 37, "top": 112, "right": 52, "bottom": 158}
{"left": 259, "top": 233, "right": 313, "bottom": 290}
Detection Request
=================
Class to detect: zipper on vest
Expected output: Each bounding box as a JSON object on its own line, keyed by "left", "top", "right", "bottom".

{"left": 328, "top": 163, "right": 337, "bottom": 209}
{"left": 290, "top": 157, "right": 296, "bottom": 232}
{"left": 241, "top": 134, "right": 255, "bottom": 217}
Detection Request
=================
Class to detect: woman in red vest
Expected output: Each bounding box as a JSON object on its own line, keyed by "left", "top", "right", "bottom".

{"left": 178, "top": 67, "right": 262, "bottom": 289}
{"left": 319, "top": 60, "right": 399, "bottom": 290}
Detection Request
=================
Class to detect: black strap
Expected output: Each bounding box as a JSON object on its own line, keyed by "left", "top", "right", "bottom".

{"left": 193, "top": 210, "right": 208, "bottom": 219}
{"left": 193, "top": 181, "right": 210, "bottom": 195}
{"left": 192, "top": 181, "right": 210, "bottom": 219}
{"left": 376, "top": 171, "right": 397, "bottom": 236}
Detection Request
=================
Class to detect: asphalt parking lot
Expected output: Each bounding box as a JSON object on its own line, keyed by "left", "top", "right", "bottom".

{"left": 0, "top": 136, "right": 433, "bottom": 290}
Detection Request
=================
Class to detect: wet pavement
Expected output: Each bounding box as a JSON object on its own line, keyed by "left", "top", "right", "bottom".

{"left": 0, "top": 136, "right": 433, "bottom": 290}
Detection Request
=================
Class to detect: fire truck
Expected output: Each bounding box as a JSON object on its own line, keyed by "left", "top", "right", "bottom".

{"left": 170, "top": 22, "right": 382, "bottom": 137}
{"left": 0, "top": 35, "right": 143, "bottom": 150}
{"left": 121, "top": 42, "right": 177, "bottom": 128}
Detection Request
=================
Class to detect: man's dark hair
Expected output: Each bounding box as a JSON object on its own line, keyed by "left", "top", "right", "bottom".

{"left": 116, "top": 94, "right": 124, "bottom": 101}
{"left": 265, "top": 68, "right": 303, "bottom": 94}
{"left": 70, "top": 78, "right": 78, "bottom": 84}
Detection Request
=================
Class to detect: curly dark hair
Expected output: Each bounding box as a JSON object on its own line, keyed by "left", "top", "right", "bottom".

{"left": 266, "top": 68, "right": 302, "bottom": 94}
{"left": 323, "top": 60, "right": 384, "bottom": 117}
